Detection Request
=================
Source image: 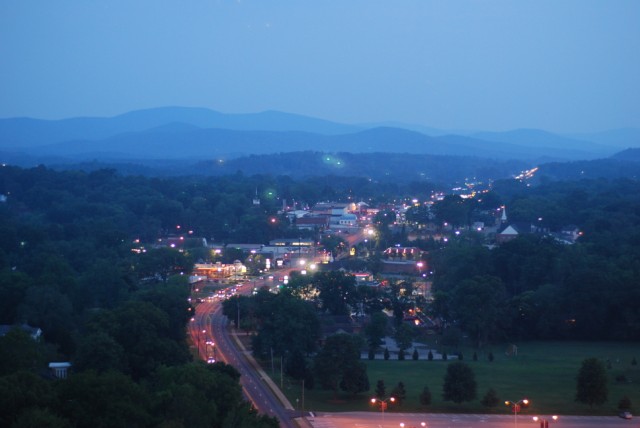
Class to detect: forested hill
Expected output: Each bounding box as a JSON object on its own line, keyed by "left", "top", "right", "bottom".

{"left": 612, "top": 147, "right": 640, "bottom": 161}
{"left": 195, "top": 151, "right": 530, "bottom": 184}
{"left": 535, "top": 157, "right": 640, "bottom": 182}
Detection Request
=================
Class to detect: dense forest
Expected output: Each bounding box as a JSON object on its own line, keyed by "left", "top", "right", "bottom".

{"left": 1, "top": 164, "right": 640, "bottom": 425}
{"left": 428, "top": 177, "right": 640, "bottom": 344}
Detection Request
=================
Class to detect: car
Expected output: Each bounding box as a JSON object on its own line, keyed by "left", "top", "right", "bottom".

{"left": 619, "top": 411, "right": 632, "bottom": 419}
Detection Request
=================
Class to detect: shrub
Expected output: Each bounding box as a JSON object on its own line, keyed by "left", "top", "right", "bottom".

{"left": 481, "top": 388, "right": 499, "bottom": 408}
{"left": 419, "top": 385, "right": 432, "bottom": 407}
{"left": 618, "top": 396, "right": 632, "bottom": 410}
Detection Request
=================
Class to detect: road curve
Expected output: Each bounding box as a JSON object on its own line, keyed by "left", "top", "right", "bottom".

{"left": 191, "top": 283, "right": 302, "bottom": 428}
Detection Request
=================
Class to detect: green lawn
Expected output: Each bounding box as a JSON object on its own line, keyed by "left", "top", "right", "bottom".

{"left": 273, "top": 342, "right": 640, "bottom": 416}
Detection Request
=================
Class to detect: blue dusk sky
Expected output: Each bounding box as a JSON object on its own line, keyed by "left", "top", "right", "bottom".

{"left": 1, "top": 1, "right": 638, "bottom": 133}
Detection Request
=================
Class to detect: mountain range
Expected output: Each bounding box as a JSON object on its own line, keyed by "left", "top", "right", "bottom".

{"left": 2, "top": 107, "right": 640, "bottom": 185}
{"left": 2, "top": 107, "right": 638, "bottom": 164}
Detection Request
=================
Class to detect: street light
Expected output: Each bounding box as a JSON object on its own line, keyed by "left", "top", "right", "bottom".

{"left": 532, "top": 415, "right": 558, "bottom": 428}
{"left": 370, "top": 397, "right": 395, "bottom": 422}
{"left": 399, "top": 422, "right": 426, "bottom": 428}
{"left": 505, "top": 398, "right": 529, "bottom": 428}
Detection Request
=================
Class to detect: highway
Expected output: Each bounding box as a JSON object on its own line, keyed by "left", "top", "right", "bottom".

{"left": 190, "top": 278, "right": 300, "bottom": 428}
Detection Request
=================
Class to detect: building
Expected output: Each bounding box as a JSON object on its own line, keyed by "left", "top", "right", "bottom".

{"left": 49, "top": 362, "right": 72, "bottom": 379}
{"left": 295, "top": 215, "right": 330, "bottom": 231}
{"left": 193, "top": 261, "right": 246, "bottom": 279}
{"left": 0, "top": 324, "right": 42, "bottom": 340}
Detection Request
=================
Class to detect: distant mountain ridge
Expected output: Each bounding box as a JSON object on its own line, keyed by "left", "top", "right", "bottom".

{"left": 0, "top": 106, "right": 362, "bottom": 149}
{"left": 1, "top": 106, "right": 639, "bottom": 164}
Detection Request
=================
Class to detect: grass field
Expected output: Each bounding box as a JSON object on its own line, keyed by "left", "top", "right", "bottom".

{"left": 271, "top": 341, "right": 640, "bottom": 416}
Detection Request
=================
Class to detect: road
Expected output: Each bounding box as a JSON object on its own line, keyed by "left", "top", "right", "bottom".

{"left": 306, "top": 412, "right": 632, "bottom": 428}
{"left": 190, "top": 277, "right": 301, "bottom": 428}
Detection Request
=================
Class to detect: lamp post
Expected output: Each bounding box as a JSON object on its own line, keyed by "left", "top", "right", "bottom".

{"left": 532, "top": 415, "right": 558, "bottom": 428}
{"left": 200, "top": 329, "right": 206, "bottom": 359}
{"left": 505, "top": 398, "right": 529, "bottom": 428}
{"left": 370, "top": 396, "right": 395, "bottom": 422}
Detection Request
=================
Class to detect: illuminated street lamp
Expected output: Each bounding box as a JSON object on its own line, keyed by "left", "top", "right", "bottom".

{"left": 505, "top": 398, "right": 529, "bottom": 428}
{"left": 399, "top": 422, "right": 426, "bottom": 428}
{"left": 370, "top": 397, "right": 395, "bottom": 422}
{"left": 532, "top": 415, "right": 558, "bottom": 428}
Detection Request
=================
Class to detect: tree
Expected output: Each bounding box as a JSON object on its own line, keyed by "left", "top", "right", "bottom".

{"left": 618, "top": 396, "right": 632, "bottom": 411}
{"left": 320, "top": 234, "right": 347, "bottom": 258}
{"left": 135, "top": 247, "right": 193, "bottom": 283}
{"left": 12, "top": 408, "right": 70, "bottom": 428}
{"left": 432, "top": 195, "right": 474, "bottom": 228}
{"left": 442, "top": 362, "right": 477, "bottom": 404}
{"left": 384, "top": 348, "right": 390, "bottom": 360}
{"left": 73, "top": 332, "right": 127, "bottom": 373}
{"left": 390, "top": 382, "right": 407, "bottom": 405}
{"left": 245, "top": 291, "right": 320, "bottom": 359}
{"left": 419, "top": 386, "right": 432, "bottom": 407}
{"left": 393, "top": 323, "right": 414, "bottom": 352}
{"left": 364, "top": 311, "right": 388, "bottom": 351}
{"left": 0, "top": 371, "right": 57, "bottom": 428}
{"left": 481, "top": 388, "right": 500, "bottom": 408}
{"left": 149, "top": 362, "right": 246, "bottom": 428}
{"left": 57, "top": 370, "right": 153, "bottom": 428}
{"left": 375, "top": 379, "right": 386, "bottom": 399}
{"left": 412, "top": 348, "right": 419, "bottom": 360}
{"left": 314, "top": 271, "right": 358, "bottom": 316}
{"left": 0, "top": 328, "right": 47, "bottom": 376}
{"left": 449, "top": 275, "right": 508, "bottom": 348}
{"left": 575, "top": 358, "right": 608, "bottom": 407}
{"left": 314, "top": 334, "right": 368, "bottom": 397}
{"left": 339, "top": 361, "right": 370, "bottom": 396}
{"left": 285, "top": 349, "right": 308, "bottom": 380}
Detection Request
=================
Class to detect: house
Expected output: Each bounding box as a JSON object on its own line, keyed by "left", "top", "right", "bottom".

{"left": 295, "top": 215, "right": 330, "bottom": 231}
{"left": 225, "top": 243, "right": 263, "bottom": 254}
{"left": 496, "top": 225, "right": 520, "bottom": 244}
{"left": 383, "top": 246, "right": 424, "bottom": 260}
{"left": 0, "top": 324, "right": 42, "bottom": 340}
{"left": 380, "top": 260, "right": 422, "bottom": 275}
{"left": 49, "top": 362, "right": 72, "bottom": 379}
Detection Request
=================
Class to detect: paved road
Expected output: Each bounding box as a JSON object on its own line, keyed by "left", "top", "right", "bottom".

{"left": 192, "top": 278, "right": 301, "bottom": 428}
{"left": 307, "top": 412, "right": 632, "bottom": 428}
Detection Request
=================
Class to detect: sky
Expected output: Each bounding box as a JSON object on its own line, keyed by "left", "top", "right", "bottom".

{"left": 1, "top": 1, "right": 639, "bottom": 133}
